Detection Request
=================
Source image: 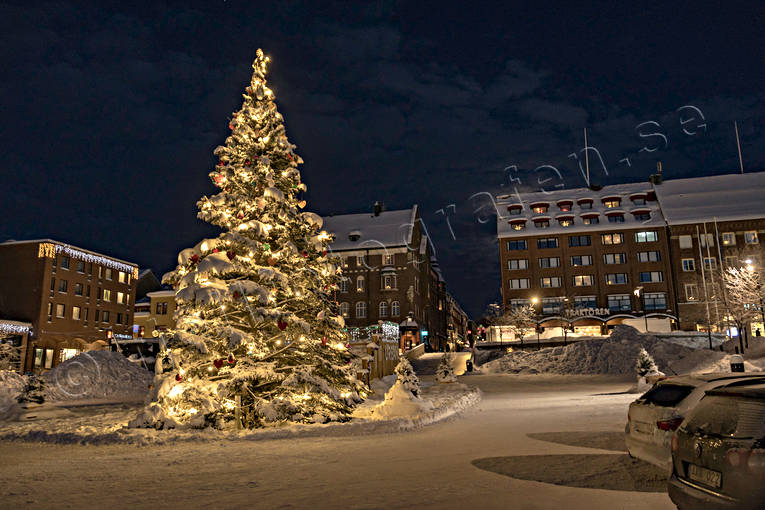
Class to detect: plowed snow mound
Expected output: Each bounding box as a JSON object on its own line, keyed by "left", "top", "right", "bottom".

{"left": 482, "top": 325, "right": 761, "bottom": 376}
{"left": 44, "top": 351, "right": 152, "bottom": 401}
{"left": 0, "top": 370, "right": 26, "bottom": 398}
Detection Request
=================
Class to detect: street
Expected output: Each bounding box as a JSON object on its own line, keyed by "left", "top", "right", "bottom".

{"left": 0, "top": 375, "right": 675, "bottom": 509}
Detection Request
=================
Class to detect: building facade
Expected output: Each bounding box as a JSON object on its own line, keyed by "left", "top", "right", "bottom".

{"left": 0, "top": 239, "right": 138, "bottom": 373}
{"left": 323, "top": 204, "right": 455, "bottom": 351}
{"left": 133, "top": 287, "right": 176, "bottom": 339}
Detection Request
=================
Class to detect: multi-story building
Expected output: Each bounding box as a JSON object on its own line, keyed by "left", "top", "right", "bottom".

{"left": 323, "top": 203, "right": 453, "bottom": 351}
{"left": 0, "top": 239, "right": 138, "bottom": 372}
{"left": 496, "top": 170, "right": 765, "bottom": 335}
{"left": 133, "top": 285, "right": 176, "bottom": 338}
{"left": 445, "top": 291, "right": 469, "bottom": 347}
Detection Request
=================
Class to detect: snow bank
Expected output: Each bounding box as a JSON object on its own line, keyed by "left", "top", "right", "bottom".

{"left": 482, "top": 325, "right": 765, "bottom": 376}
{"left": 0, "top": 370, "right": 26, "bottom": 398}
{"left": 371, "top": 380, "right": 433, "bottom": 419}
{"left": 44, "top": 351, "right": 152, "bottom": 402}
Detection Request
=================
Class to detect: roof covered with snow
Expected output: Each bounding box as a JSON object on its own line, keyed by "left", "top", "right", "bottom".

{"left": 0, "top": 238, "right": 137, "bottom": 266}
{"left": 652, "top": 171, "right": 765, "bottom": 224}
{"left": 323, "top": 206, "right": 418, "bottom": 252}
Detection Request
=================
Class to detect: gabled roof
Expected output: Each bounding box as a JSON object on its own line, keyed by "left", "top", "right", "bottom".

{"left": 323, "top": 206, "right": 418, "bottom": 251}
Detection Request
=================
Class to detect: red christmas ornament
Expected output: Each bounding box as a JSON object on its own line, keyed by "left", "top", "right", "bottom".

{"left": 245, "top": 160, "right": 251, "bottom": 166}
{"left": 227, "top": 354, "right": 236, "bottom": 364}
{"left": 175, "top": 373, "right": 183, "bottom": 382}
{"left": 322, "top": 250, "right": 327, "bottom": 257}
{"left": 237, "top": 213, "right": 244, "bottom": 219}
{"left": 246, "top": 86, "right": 253, "bottom": 95}
{"left": 218, "top": 160, "right": 224, "bottom": 167}
{"left": 233, "top": 291, "right": 240, "bottom": 299}
{"left": 213, "top": 248, "right": 219, "bottom": 253}
{"left": 213, "top": 359, "right": 224, "bottom": 369}
{"left": 277, "top": 320, "right": 288, "bottom": 331}
{"left": 287, "top": 154, "right": 293, "bottom": 160}
{"left": 321, "top": 337, "right": 327, "bottom": 346}
{"left": 345, "top": 343, "right": 350, "bottom": 349}
{"left": 302, "top": 251, "right": 309, "bottom": 258}
{"left": 229, "top": 124, "right": 234, "bottom": 130}
{"left": 190, "top": 254, "right": 199, "bottom": 264}
{"left": 226, "top": 250, "right": 236, "bottom": 260}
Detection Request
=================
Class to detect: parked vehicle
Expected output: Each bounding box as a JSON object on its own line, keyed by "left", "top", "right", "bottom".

{"left": 625, "top": 373, "right": 765, "bottom": 470}
{"left": 669, "top": 382, "right": 765, "bottom": 509}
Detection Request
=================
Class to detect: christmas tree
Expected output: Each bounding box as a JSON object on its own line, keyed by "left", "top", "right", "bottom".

{"left": 635, "top": 348, "right": 658, "bottom": 377}
{"left": 131, "top": 49, "right": 365, "bottom": 430}
{"left": 435, "top": 353, "right": 457, "bottom": 383}
{"left": 393, "top": 358, "right": 420, "bottom": 397}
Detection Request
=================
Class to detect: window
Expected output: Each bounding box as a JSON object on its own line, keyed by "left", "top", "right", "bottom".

{"left": 56, "top": 304, "right": 65, "bottom": 318}
{"left": 382, "top": 275, "right": 396, "bottom": 290}
{"left": 682, "top": 258, "right": 696, "bottom": 271}
{"left": 631, "top": 197, "right": 647, "bottom": 205}
{"left": 570, "top": 255, "right": 593, "bottom": 266}
{"left": 98, "top": 266, "right": 103, "bottom": 279}
{"left": 75, "top": 283, "right": 83, "bottom": 296}
{"left": 52, "top": 257, "right": 57, "bottom": 269}
{"left": 116, "top": 313, "right": 122, "bottom": 325}
{"left": 339, "top": 302, "right": 350, "bottom": 318}
{"left": 156, "top": 302, "right": 168, "bottom": 315}
{"left": 578, "top": 200, "right": 593, "bottom": 209}
{"left": 601, "top": 233, "right": 623, "bottom": 245}
{"left": 44, "top": 349, "right": 54, "bottom": 369}
{"left": 725, "top": 256, "right": 737, "bottom": 267}
{"left": 87, "top": 285, "right": 91, "bottom": 298}
{"left": 59, "top": 348, "right": 80, "bottom": 363}
{"left": 355, "top": 302, "right": 367, "bottom": 318}
{"left": 540, "top": 277, "right": 562, "bottom": 288}
{"left": 568, "top": 235, "right": 591, "bottom": 247}
{"left": 603, "top": 253, "right": 626, "bottom": 264}
{"left": 58, "top": 279, "right": 68, "bottom": 293}
{"left": 721, "top": 232, "right": 736, "bottom": 246}
{"left": 105, "top": 268, "right": 113, "bottom": 280}
{"left": 356, "top": 255, "right": 365, "bottom": 266}
{"left": 534, "top": 219, "right": 550, "bottom": 229}
{"left": 34, "top": 348, "right": 44, "bottom": 368}
{"left": 341, "top": 257, "right": 349, "bottom": 268}
{"left": 339, "top": 278, "right": 349, "bottom": 293}
{"left": 72, "top": 306, "right": 81, "bottom": 320}
{"left": 698, "top": 233, "right": 715, "bottom": 248}
{"left": 414, "top": 277, "right": 419, "bottom": 293}
{"left": 117, "top": 291, "right": 124, "bottom": 304}
{"left": 573, "top": 275, "right": 594, "bottom": 286}
{"left": 537, "top": 237, "right": 558, "bottom": 249}
{"left": 635, "top": 231, "right": 658, "bottom": 243}
{"left": 509, "top": 278, "right": 530, "bottom": 289}
{"left": 47, "top": 302, "right": 53, "bottom": 321}
{"left": 94, "top": 309, "right": 100, "bottom": 322}
{"left": 83, "top": 308, "right": 88, "bottom": 322}
{"left": 118, "top": 271, "right": 126, "bottom": 283}
{"left": 542, "top": 297, "right": 563, "bottom": 315}
{"left": 703, "top": 257, "right": 717, "bottom": 270}
{"left": 391, "top": 301, "right": 400, "bottom": 316}
{"left": 638, "top": 251, "right": 661, "bottom": 262}
{"left": 61, "top": 256, "right": 70, "bottom": 269}
{"left": 76, "top": 260, "right": 85, "bottom": 273}
{"left": 531, "top": 204, "right": 548, "bottom": 214}
{"left": 633, "top": 212, "right": 651, "bottom": 221}
{"left": 679, "top": 235, "right": 693, "bottom": 249}
{"left": 605, "top": 273, "right": 628, "bottom": 285}
{"left": 538, "top": 257, "right": 560, "bottom": 268}
{"left": 102, "top": 310, "right": 110, "bottom": 322}
{"left": 50, "top": 277, "right": 56, "bottom": 292}
{"left": 88, "top": 263, "right": 92, "bottom": 275}
{"left": 558, "top": 218, "right": 574, "bottom": 227}
{"left": 558, "top": 202, "right": 572, "bottom": 212}
{"left": 383, "top": 254, "right": 394, "bottom": 266}
{"left": 582, "top": 216, "right": 599, "bottom": 225}
{"left": 103, "top": 289, "right": 111, "bottom": 302}
{"left": 639, "top": 271, "right": 664, "bottom": 283}
{"left": 356, "top": 276, "right": 365, "bottom": 292}
{"left": 745, "top": 231, "right": 759, "bottom": 245}
{"left": 574, "top": 296, "right": 597, "bottom": 309}
{"left": 508, "top": 206, "right": 522, "bottom": 215}
{"left": 379, "top": 302, "right": 388, "bottom": 317}
{"left": 510, "top": 298, "right": 530, "bottom": 309}
{"left": 507, "top": 259, "right": 528, "bottom": 270}
{"left": 607, "top": 294, "right": 631, "bottom": 312}
{"left": 507, "top": 240, "right": 527, "bottom": 251}
{"left": 510, "top": 222, "right": 526, "bottom": 231}
{"left": 603, "top": 198, "right": 621, "bottom": 208}
{"left": 685, "top": 283, "right": 698, "bottom": 301}
{"left": 643, "top": 292, "right": 667, "bottom": 311}
{"left": 607, "top": 214, "right": 625, "bottom": 223}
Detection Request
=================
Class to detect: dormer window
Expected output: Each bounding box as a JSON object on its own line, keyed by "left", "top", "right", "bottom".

{"left": 509, "top": 220, "right": 526, "bottom": 231}
{"left": 631, "top": 196, "right": 647, "bottom": 205}
{"left": 534, "top": 219, "right": 550, "bottom": 228}
{"left": 577, "top": 199, "right": 593, "bottom": 209}
{"left": 531, "top": 203, "right": 549, "bottom": 214}
{"left": 557, "top": 200, "right": 573, "bottom": 212}
{"left": 583, "top": 216, "right": 599, "bottom": 225}
{"left": 603, "top": 198, "right": 621, "bottom": 208}
{"left": 607, "top": 213, "right": 625, "bottom": 223}
{"left": 508, "top": 205, "right": 522, "bottom": 215}
{"left": 632, "top": 211, "right": 651, "bottom": 221}
{"left": 559, "top": 218, "right": 574, "bottom": 227}
{"left": 348, "top": 230, "right": 361, "bottom": 242}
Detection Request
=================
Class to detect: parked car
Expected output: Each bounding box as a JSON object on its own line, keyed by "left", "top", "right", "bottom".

{"left": 625, "top": 373, "right": 765, "bottom": 470}
{"left": 668, "top": 382, "right": 765, "bottom": 509}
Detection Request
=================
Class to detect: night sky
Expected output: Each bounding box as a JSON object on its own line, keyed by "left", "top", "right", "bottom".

{"left": 2, "top": 1, "right": 764, "bottom": 317}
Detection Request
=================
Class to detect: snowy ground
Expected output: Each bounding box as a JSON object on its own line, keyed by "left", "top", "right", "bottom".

{"left": 0, "top": 373, "right": 673, "bottom": 509}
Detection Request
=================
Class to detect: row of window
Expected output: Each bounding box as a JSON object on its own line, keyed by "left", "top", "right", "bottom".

{"left": 509, "top": 271, "right": 663, "bottom": 289}
{"left": 339, "top": 301, "right": 402, "bottom": 319}
{"left": 47, "top": 302, "right": 129, "bottom": 325}
{"left": 508, "top": 251, "right": 661, "bottom": 270}
{"left": 50, "top": 278, "right": 130, "bottom": 304}
{"left": 338, "top": 275, "right": 399, "bottom": 292}
{"left": 511, "top": 212, "right": 651, "bottom": 230}
{"left": 53, "top": 256, "right": 132, "bottom": 284}
{"left": 509, "top": 196, "right": 649, "bottom": 216}
{"left": 510, "top": 292, "right": 667, "bottom": 313}
{"left": 678, "top": 231, "right": 759, "bottom": 249}
{"left": 340, "top": 253, "right": 409, "bottom": 268}
{"left": 507, "top": 231, "right": 658, "bottom": 251}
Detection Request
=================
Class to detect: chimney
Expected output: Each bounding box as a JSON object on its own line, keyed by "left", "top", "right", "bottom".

{"left": 649, "top": 161, "right": 663, "bottom": 185}
{"left": 373, "top": 201, "right": 384, "bottom": 216}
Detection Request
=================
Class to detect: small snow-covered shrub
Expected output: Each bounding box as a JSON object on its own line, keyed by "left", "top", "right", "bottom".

{"left": 435, "top": 353, "right": 457, "bottom": 383}
{"left": 394, "top": 358, "right": 420, "bottom": 397}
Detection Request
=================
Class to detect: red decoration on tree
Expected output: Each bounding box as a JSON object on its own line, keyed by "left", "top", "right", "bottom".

{"left": 287, "top": 154, "right": 293, "bottom": 160}
{"left": 237, "top": 213, "right": 244, "bottom": 219}
{"left": 227, "top": 354, "right": 236, "bottom": 364}
{"left": 218, "top": 160, "right": 224, "bottom": 166}
{"left": 233, "top": 291, "right": 240, "bottom": 299}
{"left": 268, "top": 257, "right": 277, "bottom": 266}
{"left": 277, "top": 320, "right": 288, "bottom": 331}
{"left": 227, "top": 250, "right": 236, "bottom": 260}
{"left": 175, "top": 373, "right": 183, "bottom": 382}
{"left": 213, "top": 359, "right": 224, "bottom": 369}
{"left": 302, "top": 251, "right": 308, "bottom": 258}
{"left": 245, "top": 160, "right": 251, "bottom": 166}
{"left": 190, "top": 254, "right": 199, "bottom": 264}
{"left": 229, "top": 124, "right": 234, "bottom": 130}
{"left": 321, "top": 337, "right": 327, "bottom": 346}
{"left": 213, "top": 248, "right": 219, "bottom": 253}
{"left": 322, "top": 250, "right": 327, "bottom": 257}
{"left": 246, "top": 86, "right": 253, "bottom": 95}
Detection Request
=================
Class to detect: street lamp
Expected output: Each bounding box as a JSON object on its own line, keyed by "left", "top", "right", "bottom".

{"left": 633, "top": 286, "right": 648, "bottom": 333}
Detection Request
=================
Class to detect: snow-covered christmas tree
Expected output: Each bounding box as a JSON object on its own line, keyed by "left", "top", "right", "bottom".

{"left": 131, "top": 49, "right": 365, "bottom": 430}
{"left": 394, "top": 358, "right": 420, "bottom": 397}
{"left": 635, "top": 348, "right": 658, "bottom": 377}
{"left": 435, "top": 353, "right": 457, "bottom": 383}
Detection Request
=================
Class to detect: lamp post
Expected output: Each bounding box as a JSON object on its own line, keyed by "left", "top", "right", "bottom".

{"left": 634, "top": 286, "right": 648, "bottom": 333}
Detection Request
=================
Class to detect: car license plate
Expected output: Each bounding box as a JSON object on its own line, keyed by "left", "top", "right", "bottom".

{"left": 633, "top": 421, "right": 653, "bottom": 435}
{"left": 688, "top": 463, "right": 721, "bottom": 488}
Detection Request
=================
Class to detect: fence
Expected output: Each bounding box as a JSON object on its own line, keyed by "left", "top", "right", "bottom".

{"left": 348, "top": 334, "right": 400, "bottom": 383}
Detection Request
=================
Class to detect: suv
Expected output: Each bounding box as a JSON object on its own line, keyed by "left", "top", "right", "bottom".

{"left": 625, "top": 373, "right": 765, "bottom": 470}
{"left": 669, "top": 382, "right": 765, "bottom": 509}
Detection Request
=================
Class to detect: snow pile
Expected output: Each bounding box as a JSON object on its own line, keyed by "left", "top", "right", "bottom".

{"left": 653, "top": 332, "right": 726, "bottom": 349}
{"left": 371, "top": 380, "right": 433, "bottom": 419}
{"left": 44, "top": 351, "right": 152, "bottom": 402}
{"left": 0, "top": 370, "right": 26, "bottom": 399}
{"left": 482, "top": 325, "right": 763, "bottom": 376}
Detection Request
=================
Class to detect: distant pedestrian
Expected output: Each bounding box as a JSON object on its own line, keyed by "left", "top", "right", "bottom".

{"left": 756, "top": 328, "right": 761, "bottom": 337}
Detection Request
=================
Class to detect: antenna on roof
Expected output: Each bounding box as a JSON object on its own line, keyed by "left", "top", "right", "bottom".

{"left": 583, "top": 127, "right": 590, "bottom": 186}
{"left": 734, "top": 121, "right": 744, "bottom": 174}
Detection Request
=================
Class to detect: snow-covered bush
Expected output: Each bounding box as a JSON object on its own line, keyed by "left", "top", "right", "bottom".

{"left": 635, "top": 348, "right": 658, "bottom": 377}
{"left": 435, "top": 353, "right": 457, "bottom": 383}
{"left": 394, "top": 358, "right": 420, "bottom": 397}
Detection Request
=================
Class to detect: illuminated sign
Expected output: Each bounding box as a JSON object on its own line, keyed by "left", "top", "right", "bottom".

{"left": 421, "top": 330, "right": 429, "bottom": 337}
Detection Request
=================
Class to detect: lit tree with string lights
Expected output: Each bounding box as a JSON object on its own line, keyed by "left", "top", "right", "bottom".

{"left": 131, "top": 49, "right": 365, "bottom": 430}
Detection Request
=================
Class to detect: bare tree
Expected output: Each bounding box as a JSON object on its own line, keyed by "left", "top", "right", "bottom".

{"left": 0, "top": 338, "right": 20, "bottom": 372}
{"left": 722, "top": 266, "right": 764, "bottom": 352}
{"left": 495, "top": 305, "right": 537, "bottom": 343}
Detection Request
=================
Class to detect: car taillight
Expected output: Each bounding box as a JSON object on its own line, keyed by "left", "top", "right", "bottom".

{"left": 657, "top": 417, "right": 684, "bottom": 431}
{"left": 726, "top": 449, "right": 765, "bottom": 476}
{"left": 747, "top": 450, "right": 765, "bottom": 476}
{"left": 671, "top": 433, "right": 679, "bottom": 453}
{"left": 726, "top": 448, "right": 747, "bottom": 467}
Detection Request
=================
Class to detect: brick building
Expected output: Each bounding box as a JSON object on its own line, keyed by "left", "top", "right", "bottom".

{"left": 323, "top": 203, "right": 456, "bottom": 351}
{"left": 0, "top": 239, "right": 137, "bottom": 373}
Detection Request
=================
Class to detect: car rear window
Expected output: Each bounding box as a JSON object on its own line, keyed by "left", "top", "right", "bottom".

{"left": 685, "top": 396, "right": 765, "bottom": 439}
{"left": 640, "top": 384, "right": 695, "bottom": 407}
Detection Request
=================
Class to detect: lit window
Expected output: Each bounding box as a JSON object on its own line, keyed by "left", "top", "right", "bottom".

{"left": 339, "top": 302, "right": 350, "bottom": 318}
{"left": 540, "top": 277, "right": 562, "bottom": 288}
{"left": 721, "top": 232, "right": 736, "bottom": 246}
{"left": 56, "top": 304, "right": 65, "bottom": 318}
{"left": 118, "top": 271, "right": 126, "bottom": 283}
{"left": 382, "top": 275, "right": 396, "bottom": 290}
{"left": 573, "top": 275, "right": 594, "bottom": 286}
{"left": 339, "top": 278, "right": 349, "bottom": 293}
{"left": 105, "top": 268, "right": 113, "bottom": 280}
{"left": 601, "top": 233, "right": 623, "bottom": 245}
{"left": 510, "top": 221, "right": 526, "bottom": 230}
{"left": 117, "top": 291, "right": 124, "bottom": 304}
{"left": 558, "top": 203, "right": 572, "bottom": 212}
{"left": 507, "top": 259, "right": 528, "bottom": 270}
{"left": 355, "top": 302, "right": 367, "bottom": 318}
{"left": 570, "top": 255, "right": 592, "bottom": 266}
{"left": 603, "top": 253, "right": 626, "bottom": 264}
{"left": 356, "top": 276, "right": 365, "bottom": 292}
{"left": 603, "top": 199, "right": 621, "bottom": 208}
{"left": 745, "top": 231, "right": 759, "bottom": 245}
{"left": 59, "top": 348, "right": 80, "bottom": 362}
{"left": 635, "top": 231, "right": 658, "bottom": 243}
{"left": 558, "top": 218, "right": 574, "bottom": 227}
{"left": 103, "top": 289, "right": 111, "bottom": 302}
{"left": 678, "top": 235, "right": 693, "bottom": 249}
{"left": 72, "top": 306, "right": 81, "bottom": 320}
{"left": 532, "top": 204, "right": 548, "bottom": 214}
{"left": 682, "top": 258, "right": 695, "bottom": 271}
{"left": 356, "top": 255, "right": 365, "bottom": 266}
{"left": 383, "top": 254, "right": 394, "bottom": 266}
{"left": 582, "top": 216, "right": 599, "bottom": 225}
{"left": 684, "top": 283, "right": 698, "bottom": 301}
